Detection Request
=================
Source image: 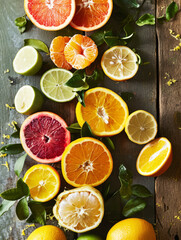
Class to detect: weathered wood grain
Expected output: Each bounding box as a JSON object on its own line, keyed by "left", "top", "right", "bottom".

{"left": 156, "top": 0, "right": 181, "bottom": 239}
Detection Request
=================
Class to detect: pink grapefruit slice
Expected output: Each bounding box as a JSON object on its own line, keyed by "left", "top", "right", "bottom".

{"left": 20, "top": 112, "right": 71, "bottom": 163}
{"left": 24, "top": 0, "right": 76, "bottom": 31}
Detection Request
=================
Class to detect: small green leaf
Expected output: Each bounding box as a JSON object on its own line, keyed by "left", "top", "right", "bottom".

{"left": 65, "top": 75, "right": 89, "bottom": 91}
{"left": 122, "top": 197, "right": 146, "bottom": 217}
{"left": 24, "top": 39, "right": 49, "bottom": 54}
{"left": 14, "top": 153, "right": 27, "bottom": 177}
{"left": 90, "top": 30, "right": 105, "bottom": 46}
{"left": 121, "top": 92, "right": 134, "bottom": 101}
{"left": 17, "top": 178, "right": 30, "bottom": 197}
{"left": 166, "top": 1, "right": 179, "bottom": 21}
{"left": 119, "top": 164, "right": 133, "bottom": 199}
{"left": 0, "top": 144, "right": 24, "bottom": 155}
{"left": 104, "top": 32, "right": 127, "bottom": 47}
{"left": 76, "top": 91, "right": 86, "bottom": 107}
{"left": 131, "top": 184, "right": 152, "bottom": 198}
{"left": 66, "top": 123, "right": 81, "bottom": 134}
{"left": 101, "top": 183, "right": 111, "bottom": 201}
{"left": 136, "top": 14, "right": 155, "bottom": 26}
{"left": 16, "top": 198, "right": 29, "bottom": 220}
{"left": 86, "top": 69, "right": 104, "bottom": 88}
{"left": 11, "top": 126, "right": 20, "bottom": 138}
{"left": 101, "top": 137, "right": 115, "bottom": 151}
{"left": 28, "top": 201, "right": 46, "bottom": 225}
{"left": 0, "top": 200, "right": 16, "bottom": 216}
{"left": 14, "top": 16, "right": 27, "bottom": 27}
{"left": 18, "top": 26, "right": 26, "bottom": 34}
{"left": 81, "top": 122, "right": 95, "bottom": 138}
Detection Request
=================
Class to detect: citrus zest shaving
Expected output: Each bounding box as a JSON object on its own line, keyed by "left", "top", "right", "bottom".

{"left": 1, "top": 142, "right": 4, "bottom": 145}
{"left": 21, "top": 224, "right": 35, "bottom": 236}
{"left": 5, "top": 104, "right": 15, "bottom": 109}
{"left": 47, "top": 213, "right": 55, "bottom": 220}
{"left": 0, "top": 153, "right": 7, "bottom": 158}
{"left": 8, "top": 121, "right": 18, "bottom": 130}
{"left": 4, "top": 69, "right": 10, "bottom": 74}
{"left": 1, "top": 161, "right": 9, "bottom": 171}
{"left": 3, "top": 134, "right": 10, "bottom": 139}
{"left": 167, "top": 78, "right": 177, "bottom": 86}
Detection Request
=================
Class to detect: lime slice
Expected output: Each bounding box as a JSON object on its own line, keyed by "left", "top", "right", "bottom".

{"left": 13, "top": 46, "right": 42, "bottom": 75}
{"left": 40, "top": 68, "right": 76, "bottom": 102}
{"left": 14, "top": 85, "right": 44, "bottom": 115}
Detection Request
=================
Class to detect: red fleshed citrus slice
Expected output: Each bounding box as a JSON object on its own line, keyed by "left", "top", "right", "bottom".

{"left": 20, "top": 112, "right": 71, "bottom": 163}
{"left": 24, "top": 0, "right": 76, "bottom": 31}
{"left": 70, "top": 0, "right": 113, "bottom": 31}
{"left": 50, "top": 36, "right": 72, "bottom": 70}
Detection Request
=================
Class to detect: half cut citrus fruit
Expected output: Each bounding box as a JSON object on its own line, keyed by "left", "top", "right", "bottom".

{"left": 24, "top": 164, "right": 61, "bottom": 202}
{"left": 136, "top": 137, "right": 172, "bottom": 177}
{"left": 76, "top": 87, "right": 129, "bottom": 136}
{"left": 53, "top": 186, "right": 104, "bottom": 233}
{"left": 61, "top": 137, "right": 113, "bottom": 187}
{"left": 20, "top": 112, "right": 70, "bottom": 163}
{"left": 24, "top": 0, "right": 75, "bottom": 31}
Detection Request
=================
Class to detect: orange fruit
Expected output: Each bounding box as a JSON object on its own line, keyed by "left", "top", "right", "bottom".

{"left": 27, "top": 225, "right": 67, "bottom": 240}
{"left": 23, "top": 164, "right": 61, "bottom": 202}
{"left": 64, "top": 34, "right": 98, "bottom": 69}
{"left": 24, "top": 0, "right": 75, "bottom": 31}
{"left": 136, "top": 137, "right": 172, "bottom": 177}
{"left": 76, "top": 87, "right": 129, "bottom": 136}
{"left": 70, "top": 0, "right": 113, "bottom": 31}
{"left": 61, "top": 137, "right": 113, "bottom": 187}
{"left": 50, "top": 36, "right": 72, "bottom": 70}
{"left": 106, "top": 218, "right": 156, "bottom": 240}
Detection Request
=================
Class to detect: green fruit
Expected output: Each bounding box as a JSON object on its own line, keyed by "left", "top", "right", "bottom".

{"left": 77, "top": 234, "right": 102, "bottom": 240}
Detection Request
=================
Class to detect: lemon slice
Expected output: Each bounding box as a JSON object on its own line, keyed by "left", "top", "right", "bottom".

{"left": 125, "top": 110, "right": 158, "bottom": 144}
{"left": 53, "top": 186, "right": 104, "bottom": 233}
{"left": 101, "top": 46, "right": 138, "bottom": 81}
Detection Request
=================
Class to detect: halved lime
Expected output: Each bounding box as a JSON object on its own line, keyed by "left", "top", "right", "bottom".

{"left": 40, "top": 68, "right": 76, "bottom": 102}
{"left": 13, "top": 46, "right": 42, "bottom": 75}
{"left": 14, "top": 85, "right": 44, "bottom": 115}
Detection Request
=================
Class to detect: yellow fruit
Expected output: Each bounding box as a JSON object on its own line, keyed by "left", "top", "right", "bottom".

{"left": 23, "top": 164, "right": 60, "bottom": 202}
{"left": 101, "top": 46, "right": 138, "bottom": 81}
{"left": 53, "top": 186, "right": 104, "bottom": 233}
{"left": 125, "top": 110, "right": 157, "bottom": 144}
{"left": 106, "top": 218, "right": 156, "bottom": 240}
{"left": 27, "top": 225, "right": 66, "bottom": 240}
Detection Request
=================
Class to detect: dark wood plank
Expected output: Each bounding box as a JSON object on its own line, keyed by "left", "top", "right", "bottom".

{"left": 156, "top": 0, "right": 181, "bottom": 239}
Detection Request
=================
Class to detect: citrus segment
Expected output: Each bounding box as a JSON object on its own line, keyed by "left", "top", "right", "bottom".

{"left": 64, "top": 34, "right": 98, "bottom": 69}
{"left": 53, "top": 186, "right": 104, "bottom": 233}
{"left": 101, "top": 46, "right": 138, "bottom": 81}
{"left": 76, "top": 87, "right": 129, "bottom": 136}
{"left": 136, "top": 137, "right": 172, "bottom": 177}
{"left": 125, "top": 110, "right": 157, "bottom": 144}
{"left": 20, "top": 112, "right": 70, "bottom": 163}
{"left": 24, "top": 0, "right": 76, "bottom": 31}
{"left": 61, "top": 137, "right": 113, "bottom": 187}
{"left": 70, "top": 0, "right": 113, "bottom": 31}
{"left": 50, "top": 36, "right": 72, "bottom": 70}
{"left": 24, "top": 164, "right": 61, "bottom": 202}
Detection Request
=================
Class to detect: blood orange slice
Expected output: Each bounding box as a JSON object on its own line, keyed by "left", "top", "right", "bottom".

{"left": 24, "top": 0, "right": 76, "bottom": 31}
{"left": 20, "top": 112, "right": 71, "bottom": 163}
{"left": 70, "top": 0, "right": 113, "bottom": 31}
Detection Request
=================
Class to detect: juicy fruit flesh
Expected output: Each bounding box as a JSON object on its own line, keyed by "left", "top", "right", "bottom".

{"left": 15, "top": 86, "right": 34, "bottom": 113}
{"left": 24, "top": 116, "right": 66, "bottom": 159}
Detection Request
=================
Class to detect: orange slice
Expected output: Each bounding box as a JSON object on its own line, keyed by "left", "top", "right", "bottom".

{"left": 70, "top": 0, "right": 113, "bottom": 31}
{"left": 136, "top": 137, "right": 172, "bottom": 177}
{"left": 23, "top": 164, "right": 61, "bottom": 202}
{"left": 61, "top": 137, "right": 113, "bottom": 187}
{"left": 24, "top": 0, "right": 76, "bottom": 31}
{"left": 50, "top": 36, "right": 72, "bottom": 70}
{"left": 76, "top": 87, "right": 129, "bottom": 136}
{"left": 64, "top": 34, "right": 98, "bottom": 69}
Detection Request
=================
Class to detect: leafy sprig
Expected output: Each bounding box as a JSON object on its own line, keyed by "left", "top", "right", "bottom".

{"left": 14, "top": 15, "right": 28, "bottom": 34}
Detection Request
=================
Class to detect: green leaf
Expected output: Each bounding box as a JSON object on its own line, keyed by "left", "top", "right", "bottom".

{"left": 14, "top": 16, "right": 27, "bottom": 27}
{"left": 101, "top": 183, "right": 111, "bottom": 201}
{"left": 121, "top": 92, "right": 134, "bottom": 101}
{"left": 0, "top": 200, "right": 16, "bottom": 216}
{"left": 18, "top": 26, "right": 26, "bottom": 34}
{"left": 0, "top": 144, "right": 24, "bottom": 155}
{"left": 11, "top": 126, "right": 20, "bottom": 138}
{"left": 65, "top": 75, "right": 89, "bottom": 91}
{"left": 174, "top": 111, "right": 181, "bottom": 129}
{"left": 90, "top": 30, "right": 105, "bottom": 46}
{"left": 81, "top": 122, "right": 95, "bottom": 138}
{"left": 16, "top": 198, "right": 29, "bottom": 220}
{"left": 17, "top": 178, "right": 30, "bottom": 197}
{"left": 14, "top": 153, "right": 27, "bottom": 177}
{"left": 122, "top": 197, "right": 146, "bottom": 217}
{"left": 104, "top": 32, "right": 127, "bottom": 47}
{"left": 101, "top": 137, "right": 115, "bottom": 151}
{"left": 76, "top": 91, "right": 86, "bottom": 107}
{"left": 24, "top": 39, "right": 49, "bottom": 54}
{"left": 67, "top": 123, "right": 81, "bottom": 134}
{"left": 28, "top": 201, "right": 46, "bottom": 225}
{"left": 136, "top": 13, "right": 155, "bottom": 26}
{"left": 131, "top": 184, "right": 152, "bottom": 198}
{"left": 86, "top": 69, "right": 104, "bottom": 88}
{"left": 119, "top": 164, "right": 133, "bottom": 199}
{"left": 166, "top": 1, "right": 179, "bottom": 21}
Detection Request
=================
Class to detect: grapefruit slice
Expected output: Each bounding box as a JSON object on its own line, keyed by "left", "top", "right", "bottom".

{"left": 24, "top": 0, "right": 76, "bottom": 31}
{"left": 70, "top": 0, "right": 113, "bottom": 31}
{"left": 20, "top": 112, "right": 71, "bottom": 163}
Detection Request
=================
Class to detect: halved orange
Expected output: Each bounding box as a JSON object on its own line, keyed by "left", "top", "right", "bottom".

{"left": 136, "top": 137, "right": 172, "bottom": 177}
{"left": 76, "top": 87, "right": 129, "bottom": 136}
{"left": 64, "top": 34, "right": 98, "bottom": 69}
{"left": 70, "top": 0, "right": 113, "bottom": 31}
{"left": 24, "top": 0, "right": 76, "bottom": 31}
{"left": 50, "top": 36, "right": 72, "bottom": 70}
{"left": 61, "top": 137, "right": 113, "bottom": 187}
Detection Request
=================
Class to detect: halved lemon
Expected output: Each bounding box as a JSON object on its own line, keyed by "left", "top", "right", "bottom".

{"left": 23, "top": 164, "right": 61, "bottom": 202}
{"left": 125, "top": 110, "right": 157, "bottom": 144}
{"left": 101, "top": 46, "right": 138, "bottom": 81}
{"left": 53, "top": 186, "right": 104, "bottom": 233}
{"left": 136, "top": 137, "right": 172, "bottom": 177}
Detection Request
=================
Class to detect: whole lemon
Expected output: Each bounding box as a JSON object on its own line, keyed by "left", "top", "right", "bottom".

{"left": 106, "top": 218, "right": 156, "bottom": 240}
{"left": 27, "top": 225, "right": 67, "bottom": 240}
